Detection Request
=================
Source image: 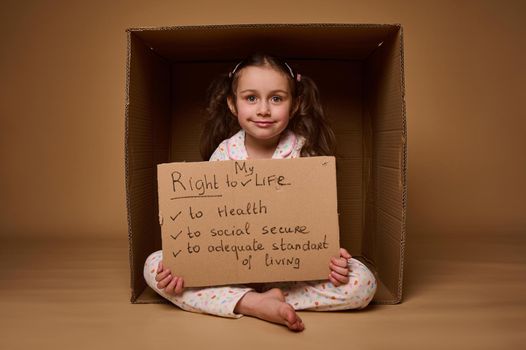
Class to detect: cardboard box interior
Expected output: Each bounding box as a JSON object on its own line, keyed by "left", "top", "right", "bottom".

{"left": 125, "top": 24, "right": 407, "bottom": 304}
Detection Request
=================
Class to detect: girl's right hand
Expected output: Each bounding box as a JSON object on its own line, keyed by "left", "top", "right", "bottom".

{"left": 155, "top": 261, "right": 185, "bottom": 296}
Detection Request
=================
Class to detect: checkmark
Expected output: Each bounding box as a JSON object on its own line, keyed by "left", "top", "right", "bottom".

{"left": 241, "top": 179, "right": 252, "bottom": 186}
{"left": 172, "top": 250, "right": 182, "bottom": 258}
{"left": 170, "top": 211, "right": 182, "bottom": 221}
{"left": 170, "top": 230, "right": 183, "bottom": 240}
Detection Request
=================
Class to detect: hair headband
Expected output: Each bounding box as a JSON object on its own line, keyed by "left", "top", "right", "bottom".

{"left": 228, "top": 61, "right": 243, "bottom": 78}
{"left": 228, "top": 60, "right": 302, "bottom": 82}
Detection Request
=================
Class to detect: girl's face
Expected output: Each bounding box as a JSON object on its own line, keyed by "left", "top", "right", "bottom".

{"left": 228, "top": 65, "right": 293, "bottom": 146}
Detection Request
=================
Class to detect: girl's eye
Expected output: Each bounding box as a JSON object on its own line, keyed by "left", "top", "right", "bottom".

{"left": 271, "top": 96, "right": 283, "bottom": 103}
{"left": 246, "top": 95, "right": 257, "bottom": 103}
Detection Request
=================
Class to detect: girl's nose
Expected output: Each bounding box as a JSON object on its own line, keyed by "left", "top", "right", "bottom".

{"left": 257, "top": 101, "right": 270, "bottom": 116}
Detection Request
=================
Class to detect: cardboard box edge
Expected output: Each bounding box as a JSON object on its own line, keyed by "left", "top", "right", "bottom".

{"left": 125, "top": 22, "right": 402, "bottom": 33}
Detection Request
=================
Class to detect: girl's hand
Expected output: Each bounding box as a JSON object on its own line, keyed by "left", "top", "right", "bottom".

{"left": 155, "top": 261, "right": 185, "bottom": 296}
{"left": 328, "top": 248, "right": 352, "bottom": 287}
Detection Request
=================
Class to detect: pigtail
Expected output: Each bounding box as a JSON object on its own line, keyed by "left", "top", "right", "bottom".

{"left": 290, "top": 76, "right": 336, "bottom": 156}
{"left": 200, "top": 73, "right": 240, "bottom": 160}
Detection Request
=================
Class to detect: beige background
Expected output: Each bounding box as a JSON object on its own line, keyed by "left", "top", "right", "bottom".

{"left": 0, "top": 0, "right": 525, "bottom": 349}
{"left": 1, "top": 0, "right": 524, "bottom": 239}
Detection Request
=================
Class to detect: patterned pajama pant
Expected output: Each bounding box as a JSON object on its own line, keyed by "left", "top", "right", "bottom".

{"left": 144, "top": 250, "right": 377, "bottom": 318}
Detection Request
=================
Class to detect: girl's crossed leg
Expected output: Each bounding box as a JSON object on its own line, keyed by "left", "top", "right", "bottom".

{"left": 144, "top": 250, "right": 376, "bottom": 330}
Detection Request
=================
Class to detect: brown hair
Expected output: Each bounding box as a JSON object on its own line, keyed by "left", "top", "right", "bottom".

{"left": 200, "top": 53, "right": 335, "bottom": 160}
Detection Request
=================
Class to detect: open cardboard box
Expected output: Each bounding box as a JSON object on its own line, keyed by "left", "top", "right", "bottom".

{"left": 125, "top": 23, "right": 407, "bottom": 304}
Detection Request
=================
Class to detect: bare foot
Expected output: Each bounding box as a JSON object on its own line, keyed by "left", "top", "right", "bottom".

{"left": 234, "top": 288, "right": 305, "bottom": 332}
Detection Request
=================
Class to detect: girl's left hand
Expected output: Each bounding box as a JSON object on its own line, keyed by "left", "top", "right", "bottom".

{"left": 329, "top": 248, "right": 352, "bottom": 286}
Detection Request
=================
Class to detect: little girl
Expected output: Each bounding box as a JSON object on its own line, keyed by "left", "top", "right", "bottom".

{"left": 144, "top": 53, "right": 377, "bottom": 332}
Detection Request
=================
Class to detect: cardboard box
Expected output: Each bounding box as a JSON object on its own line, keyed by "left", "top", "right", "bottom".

{"left": 125, "top": 23, "right": 407, "bottom": 304}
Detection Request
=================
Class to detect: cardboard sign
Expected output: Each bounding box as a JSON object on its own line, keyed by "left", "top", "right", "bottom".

{"left": 157, "top": 156, "right": 340, "bottom": 287}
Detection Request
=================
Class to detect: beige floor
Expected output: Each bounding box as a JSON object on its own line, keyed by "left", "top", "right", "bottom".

{"left": 0, "top": 233, "right": 524, "bottom": 350}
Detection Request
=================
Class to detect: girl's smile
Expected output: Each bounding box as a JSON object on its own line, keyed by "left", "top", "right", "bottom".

{"left": 252, "top": 120, "right": 275, "bottom": 128}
